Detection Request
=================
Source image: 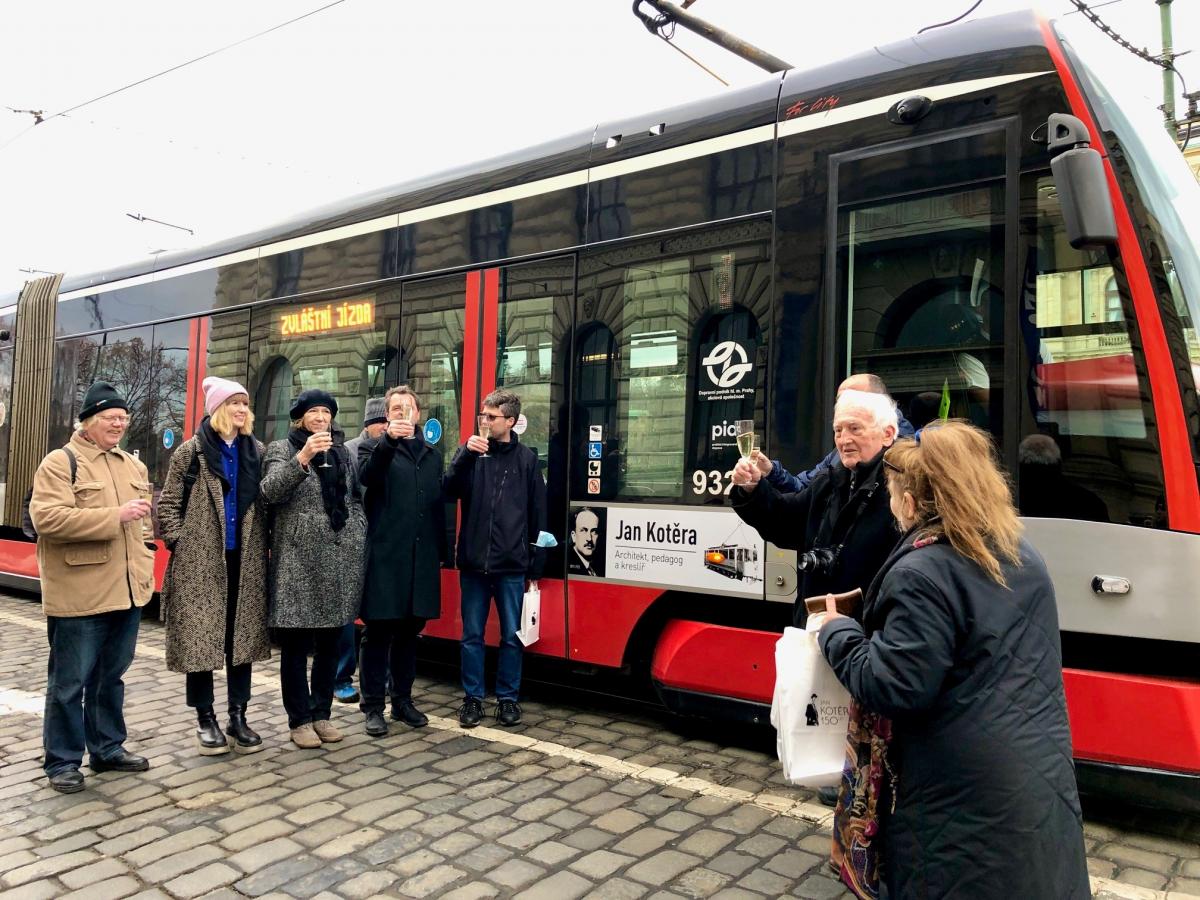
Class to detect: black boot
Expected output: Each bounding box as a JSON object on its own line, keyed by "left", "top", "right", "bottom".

{"left": 196, "top": 706, "right": 230, "bottom": 756}
{"left": 226, "top": 704, "right": 263, "bottom": 754}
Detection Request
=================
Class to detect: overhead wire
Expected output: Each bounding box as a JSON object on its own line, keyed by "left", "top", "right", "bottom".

{"left": 1066, "top": 0, "right": 1193, "bottom": 150}
{"left": 917, "top": 0, "right": 985, "bottom": 35}
{"left": 1, "top": 0, "right": 349, "bottom": 158}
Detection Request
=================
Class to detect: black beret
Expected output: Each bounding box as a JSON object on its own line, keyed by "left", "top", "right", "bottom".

{"left": 290, "top": 389, "right": 338, "bottom": 420}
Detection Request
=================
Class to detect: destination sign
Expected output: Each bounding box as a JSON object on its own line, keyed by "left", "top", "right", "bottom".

{"left": 279, "top": 298, "right": 375, "bottom": 338}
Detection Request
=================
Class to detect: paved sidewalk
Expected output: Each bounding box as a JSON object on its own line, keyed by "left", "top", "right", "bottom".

{"left": 0, "top": 595, "right": 1197, "bottom": 899}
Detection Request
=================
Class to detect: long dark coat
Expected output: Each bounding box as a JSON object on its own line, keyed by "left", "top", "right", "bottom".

{"left": 820, "top": 534, "right": 1091, "bottom": 899}
{"left": 358, "top": 434, "right": 446, "bottom": 620}
{"left": 158, "top": 432, "right": 271, "bottom": 672}
{"left": 731, "top": 452, "right": 898, "bottom": 626}
{"left": 261, "top": 437, "right": 367, "bottom": 629}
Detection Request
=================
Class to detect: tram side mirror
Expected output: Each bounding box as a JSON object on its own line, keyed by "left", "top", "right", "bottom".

{"left": 1046, "top": 113, "right": 1117, "bottom": 249}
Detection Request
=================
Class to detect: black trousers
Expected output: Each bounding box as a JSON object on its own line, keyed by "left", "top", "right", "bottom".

{"left": 277, "top": 627, "right": 341, "bottom": 728}
{"left": 185, "top": 549, "right": 252, "bottom": 709}
{"left": 359, "top": 617, "right": 426, "bottom": 714}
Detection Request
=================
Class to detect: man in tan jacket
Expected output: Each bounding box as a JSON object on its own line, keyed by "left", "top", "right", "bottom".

{"left": 29, "top": 381, "right": 156, "bottom": 793}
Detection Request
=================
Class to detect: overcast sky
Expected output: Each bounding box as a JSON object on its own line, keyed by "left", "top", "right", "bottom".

{"left": 2, "top": 0, "right": 1196, "bottom": 291}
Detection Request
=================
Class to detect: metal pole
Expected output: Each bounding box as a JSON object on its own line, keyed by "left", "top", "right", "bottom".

{"left": 1158, "top": 0, "right": 1177, "bottom": 137}
{"left": 634, "top": 0, "right": 792, "bottom": 74}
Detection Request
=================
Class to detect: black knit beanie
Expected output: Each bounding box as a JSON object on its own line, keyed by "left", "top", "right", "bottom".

{"left": 80, "top": 382, "right": 129, "bottom": 420}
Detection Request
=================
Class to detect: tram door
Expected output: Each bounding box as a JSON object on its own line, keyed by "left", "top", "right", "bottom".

{"left": 418, "top": 259, "right": 574, "bottom": 660}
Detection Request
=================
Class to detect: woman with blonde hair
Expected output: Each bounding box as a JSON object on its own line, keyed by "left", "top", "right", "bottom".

{"left": 159, "top": 377, "right": 270, "bottom": 755}
{"left": 819, "top": 421, "right": 1089, "bottom": 899}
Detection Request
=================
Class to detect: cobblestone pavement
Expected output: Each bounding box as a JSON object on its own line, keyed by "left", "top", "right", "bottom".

{"left": 0, "top": 594, "right": 1197, "bottom": 900}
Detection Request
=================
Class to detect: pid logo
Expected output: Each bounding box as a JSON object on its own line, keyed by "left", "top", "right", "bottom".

{"left": 711, "top": 420, "right": 739, "bottom": 442}
{"left": 702, "top": 340, "right": 752, "bottom": 388}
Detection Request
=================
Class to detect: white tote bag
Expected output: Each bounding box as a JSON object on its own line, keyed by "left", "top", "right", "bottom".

{"left": 770, "top": 614, "right": 852, "bottom": 787}
{"left": 516, "top": 585, "right": 540, "bottom": 647}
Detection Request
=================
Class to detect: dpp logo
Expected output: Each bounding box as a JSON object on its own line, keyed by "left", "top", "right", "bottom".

{"left": 702, "top": 340, "right": 752, "bottom": 388}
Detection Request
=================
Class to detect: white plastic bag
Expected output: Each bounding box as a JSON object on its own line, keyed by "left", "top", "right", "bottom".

{"left": 770, "top": 614, "right": 852, "bottom": 787}
{"left": 516, "top": 584, "right": 540, "bottom": 647}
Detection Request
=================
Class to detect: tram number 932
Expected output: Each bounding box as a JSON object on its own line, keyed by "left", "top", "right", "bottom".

{"left": 691, "top": 469, "right": 735, "bottom": 496}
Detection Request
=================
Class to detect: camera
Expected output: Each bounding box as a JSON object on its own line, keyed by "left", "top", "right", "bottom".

{"left": 798, "top": 545, "right": 841, "bottom": 575}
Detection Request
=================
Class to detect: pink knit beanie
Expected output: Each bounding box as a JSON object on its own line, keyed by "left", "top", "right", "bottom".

{"left": 202, "top": 376, "right": 248, "bottom": 415}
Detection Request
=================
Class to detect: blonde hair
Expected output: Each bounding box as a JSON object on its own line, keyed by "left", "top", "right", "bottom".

{"left": 884, "top": 421, "right": 1022, "bottom": 586}
{"left": 210, "top": 396, "right": 254, "bottom": 438}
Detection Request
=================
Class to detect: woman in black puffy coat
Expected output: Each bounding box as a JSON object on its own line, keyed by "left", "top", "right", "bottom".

{"left": 819, "top": 421, "right": 1090, "bottom": 899}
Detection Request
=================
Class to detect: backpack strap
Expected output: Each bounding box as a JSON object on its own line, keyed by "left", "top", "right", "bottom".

{"left": 180, "top": 447, "right": 202, "bottom": 515}
{"left": 62, "top": 447, "right": 77, "bottom": 484}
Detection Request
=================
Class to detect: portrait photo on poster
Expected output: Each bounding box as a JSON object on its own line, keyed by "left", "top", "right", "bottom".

{"left": 567, "top": 505, "right": 606, "bottom": 578}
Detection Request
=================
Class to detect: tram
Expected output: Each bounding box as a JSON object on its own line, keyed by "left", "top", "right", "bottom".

{"left": 1, "top": 10, "right": 1197, "bottom": 807}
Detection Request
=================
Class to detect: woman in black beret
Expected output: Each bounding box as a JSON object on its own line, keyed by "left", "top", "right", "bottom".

{"left": 260, "top": 389, "right": 367, "bottom": 749}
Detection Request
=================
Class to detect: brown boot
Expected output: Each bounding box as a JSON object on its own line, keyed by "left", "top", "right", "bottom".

{"left": 312, "top": 720, "right": 343, "bottom": 744}
{"left": 290, "top": 723, "right": 321, "bottom": 749}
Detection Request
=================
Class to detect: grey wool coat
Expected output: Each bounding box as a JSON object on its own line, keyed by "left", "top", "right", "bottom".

{"left": 261, "top": 437, "right": 367, "bottom": 629}
{"left": 158, "top": 435, "right": 271, "bottom": 673}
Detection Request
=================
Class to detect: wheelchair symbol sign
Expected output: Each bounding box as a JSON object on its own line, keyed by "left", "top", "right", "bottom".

{"left": 588, "top": 442, "right": 602, "bottom": 459}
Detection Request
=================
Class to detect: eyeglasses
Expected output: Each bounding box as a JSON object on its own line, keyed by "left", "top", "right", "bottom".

{"left": 883, "top": 449, "right": 903, "bottom": 474}
{"left": 95, "top": 415, "right": 130, "bottom": 425}
{"left": 480, "top": 413, "right": 511, "bottom": 422}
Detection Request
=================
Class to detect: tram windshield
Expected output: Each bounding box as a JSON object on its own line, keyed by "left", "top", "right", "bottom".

{"left": 1059, "top": 26, "right": 1200, "bottom": 368}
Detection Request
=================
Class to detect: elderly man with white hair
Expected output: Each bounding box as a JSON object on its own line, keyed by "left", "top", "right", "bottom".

{"left": 731, "top": 389, "right": 902, "bottom": 628}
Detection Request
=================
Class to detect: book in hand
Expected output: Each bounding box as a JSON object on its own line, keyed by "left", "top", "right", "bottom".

{"left": 803, "top": 587, "right": 862, "bottom": 618}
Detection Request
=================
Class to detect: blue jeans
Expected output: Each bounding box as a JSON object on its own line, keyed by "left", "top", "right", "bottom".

{"left": 334, "top": 623, "right": 357, "bottom": 688}
{"left": 43, "top": 605, "right": 141, "bottom": 776}
{"left": 460, "top": 572, "right": 525, "bottom": 702}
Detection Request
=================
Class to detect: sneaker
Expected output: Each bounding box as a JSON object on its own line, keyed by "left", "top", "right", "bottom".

{"left": 391, "top": 699, "right": 428, "bottom": 728}
{"left": 333, "top": 683, "right": 359, "bottom": 703}
{"left": 312, "top": 720, "right": 344, "bottom": 743}
{"left": 496, "top": 699, "right": 522, "bottom": 727}
{"left": 290, "top": 724, "right": 321, "bottom": 749}
{"left": 364, "top": 710, "right": 388, "bottom": 738}
{"left": 458, "top": 697, "right": 483, "bottom": 729}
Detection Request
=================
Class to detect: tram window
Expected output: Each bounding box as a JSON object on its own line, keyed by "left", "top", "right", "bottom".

{"left": 576, "top": 221, "right": 772, "bottom": 502}
{"left": 470, "top": 206, "right": 513, "bottom": 263}
{"left": 145, "top": 320, "right": 190, "bottom": 487}
{"left": 1017, "top": 174, "right": 1165, "bottom": 527}
{"left": 207, "top": 309, "right": 251, "bottom": 388}
{"left": 254, "top": 358, "right": 293, "bottom": 444}
{"left": 841, "top": 182, "right": 1005, "bottom": 438}
{"left": 710, "top": 145, "right": 773, "bottom": 220}
{"left": 248, "top": 292, "right": 392, "bottom": 445}
{"left": 495, "top": 259, "right": 572, "bottom": 468}
{"left": 400, "top": 275, "right": 466, "bottom": 474}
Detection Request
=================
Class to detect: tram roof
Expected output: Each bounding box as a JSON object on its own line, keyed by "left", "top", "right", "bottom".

{"left": 8, "top": 8, "right": 1049, "bottom": 306}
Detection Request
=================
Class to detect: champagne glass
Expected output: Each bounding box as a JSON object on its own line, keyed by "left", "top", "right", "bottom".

{"left": 751, "top": 442, "right": 763, "bottom": 467}
{"left": 137, "top": 482, "right": 155, "bottom": 541}
{"left": 735, "top": 419, "right": 755, "bottom": 463}
{"left": 317, "top": 426, "right": 332, "bottom": 468}
{"left": 477, "top": 415, "right": 491, "bottom": 459}
{"left": 400, "top": 400, "right": 413, "bottom": 436}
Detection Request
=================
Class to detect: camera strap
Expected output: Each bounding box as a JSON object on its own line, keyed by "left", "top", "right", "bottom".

{"left": 830, "top": 469, "right": 883, "bottom": 553}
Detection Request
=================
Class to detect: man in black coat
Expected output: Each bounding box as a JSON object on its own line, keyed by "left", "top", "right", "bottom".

{"left": 356, "top": 387, "right": 446, "bottom": 737}
{"left": 730, "top": 389, "right": 902, "bottom": 628}
{"left": 444, "top": 389, "right": 546, "bottom": 729}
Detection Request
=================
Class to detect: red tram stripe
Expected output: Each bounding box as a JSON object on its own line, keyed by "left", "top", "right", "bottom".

{"left": 182, "top": 318, "right": 201, "bottom": 438}
{"left": 479, "top": 267, "right": 499, "bottom": 397}
{"left": 460, "top": 270, "right": 482, "bottom": 443}
{"left": 1041, "top": 20, "right": 1200, "bottom": 533}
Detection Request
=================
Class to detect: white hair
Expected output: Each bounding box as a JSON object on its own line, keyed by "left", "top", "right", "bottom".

{"left": 834, "top": 389, "right": 899, "bottom": 434}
